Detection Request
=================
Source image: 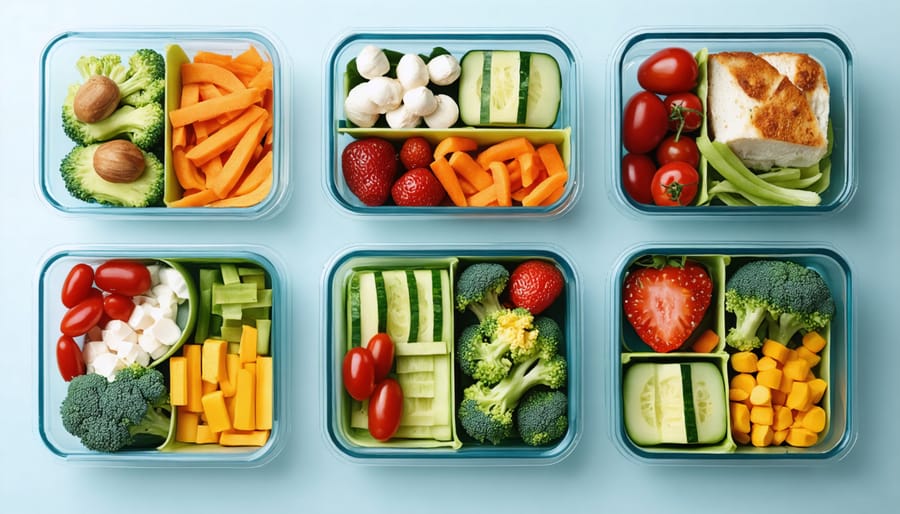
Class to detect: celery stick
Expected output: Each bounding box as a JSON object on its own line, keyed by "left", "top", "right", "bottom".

{"left": 256, "top": 319, "right": 271, "bottom": 355}
{"left": 238, "top": 267, "right": 265, "bottom": 277}
{"left": 220, "top": 264, "right": 241, "bottom": 285}
{"left": 221, "top": 326, "right": 243, "bottom": 343}
{"left": 220, "top": 303, "right": 243, "bottom": 321}
{"left": 194, "top": 268, "right": 221, "bottom": 344}
{"left": 241, "top": 274, "right": 266, "bottom": 289}
{"left": 212, "top": 282, "right": 258, "bottom": 304}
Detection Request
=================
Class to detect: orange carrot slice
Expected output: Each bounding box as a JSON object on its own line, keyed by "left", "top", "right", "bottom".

{"left": 181, "top": 62, "right": 246, "bottom": 93}
{"left": 430, "top": 157, "right": 467, "bottom": 206}
{"left": 169, "top": 87, "right": 264, "bottom": 128}
{"left": 522, "top": 172, "right": 568, "bottom": 207}
{"left": 192, "top": 51, "right": 233, "bottom": 67}
{"left": 691, "top": 329, "right": 721, "bottom": 353}
{"left": 467, "top": 185, "right": 497, "bottom": 207}
{"left": 433, "top": 136, "right": 478, "bottom": 161}
{"left": 536, "top": 143, "right": 566, "bottom": 176}
{"left": 457, "top": 176, "right": 479, "bottom": 196}
{"left": 517, "top": 151, "right": 544, "bottom": 188}
{"left": 448, "top": 151, "right": 492, "bottom": 190}
{"left": 233, "top": 150, "right": 272, "bottom": 197}
{"left": 169, "top": 188, "right": 219, "bottom": 207}
{"left": 185, "top": 106, "right": 266, "bottom": 166}
{"left": 488, "top": 161, "right": 512, "bottom": 207}
{"left": 234, "top": 46, "right": 265, "bottom": 69}
{"left": 476, "top": 137, "right": 535, "bottom": 168}
{"left": 210, "top": 116, "right": 267, "bottom": 198}
{"left": 209, "top": 173, "right": 272, "bottom": 208}
{"left": 247, "top": 61, "right": 273, "bottom": 91}
{"left": 173, "top": 147, "right": 206, "bottom": 190}
{"left": 539, "top": 185, "right": 567, "bottom": 206}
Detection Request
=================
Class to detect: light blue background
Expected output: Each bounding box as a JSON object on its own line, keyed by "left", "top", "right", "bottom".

{"left": 2, "top": 1, "right": 898, "bottom": 512}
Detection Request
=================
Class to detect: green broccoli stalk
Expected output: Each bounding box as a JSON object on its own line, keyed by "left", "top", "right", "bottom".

{"left": 60, "top": 364, "right": 172, "bottom": 452}
{"left": 455, "top": 263, "right": 509, "bottom": 322}
{"left": 516, "top": 389, "right": 568, "bottom": 446}
{"left": 62, "top": 86, "right": 165, "bottom": 150}
{"left": 724, "top": 260, "right": 835, "bottom": 351}
{"left": 458, "top": 350, "right": 567, "bottom": 445}
{"left": 60, "top": 143, "right": 164, "bottom": 207}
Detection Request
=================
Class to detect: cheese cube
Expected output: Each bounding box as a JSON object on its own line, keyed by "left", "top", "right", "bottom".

{"left": 201, "top": 390, "right": 232, "bottom": 433}
{"left": 169, "top": 356, "right": 188, "bottom": 406}
{"left": 233, "top": 368, "right": 256, "bottom": 431}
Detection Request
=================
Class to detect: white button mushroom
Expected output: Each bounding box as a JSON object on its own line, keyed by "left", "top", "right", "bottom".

{"left": 424, "top": 94, "right": 459, "bottom": 128}
{"left": 365, "top": 76, "right": 404, "bottom": 114}
{"left": 427, "top": 54, "right": 461, "bottom": 86}
{"left": 356, "top": 45, "right": 390, "bottom": 79}
{"left": 402, "top": 86, "right": 438, "bottom": 116}
{"left": 396, "top": 53, "right": 429, "bottom": 91}
{"left": 385, "top": 103, "right": 422, "bottom": 129}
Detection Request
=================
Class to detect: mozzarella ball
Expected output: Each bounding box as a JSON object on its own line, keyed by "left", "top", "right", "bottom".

{"left": 344, "top": 82, "right": 381, "bottom": 127}
{"left": 385, "top": 104, "right": 421, "bottom": 129}
{"left": 356, "top": 45, "right": 390, "bottom": 79}
{"left": 396, "top": 53, "right": 429, "bottom": 91}
{"left": 402, "top": 86, "right": 438, "bottom": 116}
{"left": 427, "top": 54, "right": 461, "bottom": 86}
{"left": 424, "top": 94, "right": 459, "bottom": 128}
{"left": 365, "top": 76, "right": 403, "bottom": 114}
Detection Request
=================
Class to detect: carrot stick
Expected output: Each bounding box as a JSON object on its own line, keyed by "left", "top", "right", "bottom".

{"left": 522, "top": 172, "right": 568, "bottom": 207}
{"left": 691, "top": 329, "right": 720, "bottom": 353}
{"left": 429, "top": 157, "right": 467, "bottom": 206}
{"left": 433, "top": 136, "right": 478, "bottom": 161}
{"left": 448, "top": 151, "right": 492, "bottom": 190}
{"left": 457, "top": 176, "right": 479, "bottom": 196}
{"left": 209, "top": 173, "right": 272, "bottom": 208}
{"left": 536, "top": 143, "right": 567, "bottom": 176}
{"left": 169, "top": 88, "right": 264, "bottom": 128}
{"left": 168, "top": 188, "right": 219, "bottom": 207}
{"left": 173, "top": 146, "right": 206, "bottom": 190}
{"left": 202, "top": 156, "right": 224, "bottom": 190}
{"left": 193, "top": 51, "right": 234, "bottom": 67}
{"left": 476, "top": 137, "right": 535, "bottom": 168}
{"left": 233, "top": 150, "right": 272, "bottom": 197}
{"left": 538, "top": 184, "right": 566, "bottom": 206}
{"left": 467, "top": 185, "right": 497, "bottom": 207}
{"left": 517, "top": 151, "right": 544, "bottom": 188}
{"left": 247, "top": 61, "right": 273, "bottom": 91}
{"left": 488, "top": 161, "right": 512, "bottom": 207}
{"left": 233, "top": 46, "right": 265, "bottom": 69}
{"left": 181, "top": 62, "right": 247, "bottom": 93}
{"left": 210, "top": 116, "right": 267, "bottom": 198}
{"left": 185, "top": 106, "right": 266, "bottom": 166}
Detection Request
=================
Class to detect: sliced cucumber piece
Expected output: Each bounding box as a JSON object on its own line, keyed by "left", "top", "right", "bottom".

{"left": 623, "top": 362, "right": 726, "bottom": 446}
{"left": 458, "top": 50, "right": 561, "bottom": 128}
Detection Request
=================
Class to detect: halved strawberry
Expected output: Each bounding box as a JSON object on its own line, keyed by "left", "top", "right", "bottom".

{"left": 622, "top": 257, "right": 712, "bottom": 353}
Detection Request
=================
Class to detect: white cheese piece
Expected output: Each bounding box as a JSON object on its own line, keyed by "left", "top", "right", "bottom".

{"left": 151, "top": 317, "right": 182, "bottom": 346}
{"left": 138, "top": 331, "right": 162, "bottom": 355}
{"left": 424, "top": 94, "right": 459, "bottom": 129}
{"left": 159, "top": 267, "right": 190, "bottom": 301}
{"left": 385, "top": 103, "right": 421, "bottom": 129}
{"left": 427, "top": 54, "right": 461, "bottom": 86}
{"left": 127, "top": 304, "right": 154, "bottom": 331}
{"left": 82, "top": 340, "right": 110, "bottom": 365}
{"left": 150, "top": 344, "right": 168, "bottom": 360}
{"left": 365, "top": 77, "right": 403, "bottom": 114}
{"left": 402, "top": 86, "right": 438, "bottom": 116}
{"left": 91, "top": 353, "right": 122, "bottom": 381}
{"left": 356, "top": 45, "right": 390, "bottom": 80}
{"left": 145, "top": 264, "right": 161, "bottom": 288}
{"left": 396, "top": 53, "right": 429, "bottom": 91}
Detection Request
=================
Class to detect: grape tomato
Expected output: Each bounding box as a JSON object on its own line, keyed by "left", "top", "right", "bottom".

{"left": 367, "top": 378, "right": 403, "bottom": 441}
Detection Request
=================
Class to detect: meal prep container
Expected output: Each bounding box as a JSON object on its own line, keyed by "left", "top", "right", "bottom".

{"left": 610, "top": 28, "right": 856, "bottom": 216}
{"left": 39, "top": 29, "right": 290, "bottom": 219}
{"left": 37, "top": 245, "right": 289, "bottom": 467}
{"left": 609, "top": 244, "right": 855, "bottom": 463}
{"left": 323, "top": 245, "right": 582, "bottom": 464}
{"left": 324, "top": 31, "right": 582, "bottom": 218}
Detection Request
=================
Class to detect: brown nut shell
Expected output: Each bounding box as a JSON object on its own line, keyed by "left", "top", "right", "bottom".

{"left": 93, "top": 140, "right": 146, "bottom": 183}
{"left": 73, "top": 75, "right": 120, "bottom": 123}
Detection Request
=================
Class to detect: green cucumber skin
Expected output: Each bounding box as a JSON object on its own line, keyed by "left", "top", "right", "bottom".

{"left": 405, "top": 270, "right": 419, "bottom": 344}
{"left": 349, "top": 274, "right": 361, "bottom": 347}
{"left": 680, "top": 364, "right": 699, "bottom": 444}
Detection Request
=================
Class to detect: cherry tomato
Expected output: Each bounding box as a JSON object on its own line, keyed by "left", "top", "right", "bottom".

{"left": 637, "top": 47, "right": 699, "bottom": 95}
{"left": 342, "top": 347, "right": 376, "bottom": 401}
{"left": 623, "top": 91, "right": 669, "bottom": 154}
{"left": 368, "top": 378, "right": 403, "bottom": 441}
{"left": 60, "top": 292, "right": 104, "bottom": 337}
{"left": 103, "top": 293, "right": 135, "bottom": 322}
{"left": 622, "top": 153, "right": 657, "bottom": 205}
{"left": 656, "top": 135, "right": 700, "bottom": 168}
{"left": 94, "top": 260, "right": 151, "bottom": 297}
{"left": 56, "top": 335, "right": 85, "bottom": 382}
{"left": 651, "top": 162, "right": 700, "bottom": 206}
{"left": 61, "top": 263, "right": 95, "bottom": 308}
{"left": 366, "top": 333, "right": 395, "bottom": 381}
{"left": 664, "top": 92, "right": 703, "bottom": 135}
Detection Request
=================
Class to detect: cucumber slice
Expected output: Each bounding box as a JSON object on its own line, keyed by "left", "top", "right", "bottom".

{"left": 413, "top": 270, "right": 434, "bottom": 342}
{"left": 623, "top": 362, "right": 726, "bottom": 446}
{"left": 405, "top": 270, "right": 419, "bottom": 344}
{"left": 458, "top": 50, "right": 561, "bottom": 128}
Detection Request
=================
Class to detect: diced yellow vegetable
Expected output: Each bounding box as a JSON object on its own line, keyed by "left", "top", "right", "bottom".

{"left": 771, "top": 389, "right": 787, "bottom": 406}
{"left": 786, "top": 427, "right": 818, "bottom": 447}
{"left": 729, "top": 388, "right": 750, "bottom": 402}
{"left": 756, "top": 356, "right": 778, "bottom": 372}
{"left": 195, "top": 424, "right": 220, "bottom": 444}
{"left": 233, "top": 368, "right": 256, "bottom": 430}
{"left": 802, "top": 331, "right": 827, "bottom": 353}
{"left": 808, "top": 378, "right": 828, "bottom": 404}
{"left": 749, "top": 385, "right": 771, "bottom": 406}
{"left": 730, "top": 401, "right": 751, "bottom": 434}
{"left": 239, "top": 324, "right": 258, "bottom": 364}
{"left": 777, "top": 373, "right": 795, "bottom": 394}
{"left": 795, "top": 346, "right": 821, "bottom": 368}
{"left": 786, "top": 381, "right": 812, "bottom": 411}
{"left": 756, "top": 368, "right": 783, "bottom": 390}
{"left": 201, "top": 390, "right": 232, "bottom": 433}
{"left": 731, "top": 351, "right": 759, "bottom": 373}
{"left": 751, "top": 424, "right": 774, "bottom": 447}
{"left": 773, "top": 405, "right": 794, "bottom": 431}
{"left": 732, "top": 430, "right": 751, "bottom": 445}
{"left": 255, "top": 356, "right": 273, "bottom": 430}
{"left": 750, "top": 405, "right": 774, "bottom": 426}
{"left": 762, "top": 339, "right": 791, "bottom": 363}
{"left": 176, "top": 408, "right": 199, "bottom": 443}
{"left": 730, "top": 373, "right": 756, "bottom": 394}
{"left": 783, "top": 358, "right": 811, "bottom": 382}
{"left": 201, "top": 338, "right": 228, "bottom": 385}
{"left": 219, "top": 429, "right": 269, "bottom": 447}
{"left": 169, "top": 356, "right": 188, "bottom": 406}
{"left": 183, "top": 344, "right": 203, "bottom": 413}
{"left": 773, "top": 428, "right": 788, "bottom": 446}
{"left": 798, "top": 405, "right": 827, "bottom": 433}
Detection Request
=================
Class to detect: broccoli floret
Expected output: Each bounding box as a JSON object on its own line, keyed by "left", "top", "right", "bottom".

{"left": 481, "top": 307, "right": 538, "bottom": 364}
{"left": 531, "top": 316, "right": 562, "bottom": 360}
{"left": 63, "top": 86, "right": 165, "bottom": 150}
{"left": 724, "top": 260, "right": 835, "bottom": 350}
{"left": 60, "top": 143, "right": 164, "bottom": 207}
{"left": 75, "top": 49, "right": 165, "bottom": 107}
{"left": 516, "top": 389, "right": 568, "bottom": 446}
{"left": 456, "top": 323, "right": 512, "bottom": 386}
{"left": 458, "top": 350, "right": 567, "bottom": 444}
{"left": 455, "top": 263, "right": 509, "bottom": 322}
{"left": 60, "top": 364, "right": 171, "bottom": 453}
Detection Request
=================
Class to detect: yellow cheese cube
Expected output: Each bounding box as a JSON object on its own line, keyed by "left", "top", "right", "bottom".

{"left": 169, "top": 356, "right": 188, "bottom": 406}
{"left": 201, "top": 339, "right": 228, "bottom": 385}
{"left": 176, "top": 407, "right": 199, "bottom": 443}
{"left": 233, "top": 368, "right": 256, "bottom": 431}
{"left": 256, "top": 356, "right": 273, "bottom": 430}
{"left": 223, "top": 353, "right": 240, "bottom": 398}
{"left": 195, "top": 424, "right": 220, "bottom": 444}
{"left": 219, "top": 429, "right": 270, "bottom": 447}
{"left": 201, "top": 390, "right": 232, "bottom": 433}
{"left": 239, "top": 325, "right": 258, "bottom": 364}
{"left": 183, "top": 344, "right": 203, "bottom": 413}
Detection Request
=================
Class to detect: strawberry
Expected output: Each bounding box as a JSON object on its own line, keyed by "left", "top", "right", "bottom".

{"left": 622, "top": 257, "right": 712, "bottom": 353}
{"left": 341, "top": 138, "right": 399, "bottom": 206}
{"left": 391, "top": 168, "right": 446, "bottom": 206}
{"left": 508, "top": 260, "right": 565, "bottom": 315}
{"left": 399, "top": 137, "right": 433, "bottom": 171}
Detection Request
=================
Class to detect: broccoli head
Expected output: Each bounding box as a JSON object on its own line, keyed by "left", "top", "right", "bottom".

{"left": 63, "top": 86, "right": 165, "bottom": 150}
{"left": 456, "top": 323, "right": 512, "bottom": 386}
{"left": 74, "top": 49, "right": 165, "bottom": 108}
{"left": 481, "top": 307, "right": 538, "bottom": 364}
{"left": 516, "top": 389, "right": 568, "bottom": 446}
{"left": 458, "top": 349, "right": 567, "bottom": 444}
{"left": 60, "top": 364, "right": 171, "bottom": 453}
{"left": 60, "top": 142, "right": 164, "bottom": 207}
{"left": 455, "top": 263, "right": 509, "bottom": 322}
{"left": 725, "top": 260, "right": 835, "bottom": 350}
